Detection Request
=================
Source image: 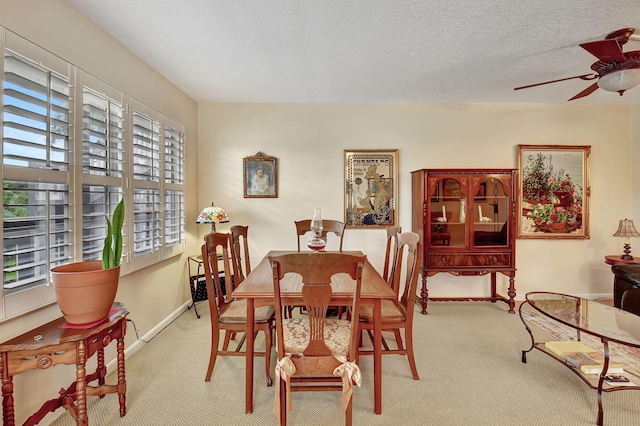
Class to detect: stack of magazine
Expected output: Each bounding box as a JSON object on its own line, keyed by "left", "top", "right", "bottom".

{"left": 543, "top": 341, "right": 632, "bottom": 381}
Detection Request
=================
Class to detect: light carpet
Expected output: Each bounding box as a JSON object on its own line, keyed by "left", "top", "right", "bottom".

{"left": 50, "top": 301, "right": 639, "bottom": 425}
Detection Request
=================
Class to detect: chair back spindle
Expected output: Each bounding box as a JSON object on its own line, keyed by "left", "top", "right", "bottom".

{"left": 230, "top": 225, "right": 251, "bottom": 283}
{"left": 383, "top": 225, "right": 402, "bottom": 290}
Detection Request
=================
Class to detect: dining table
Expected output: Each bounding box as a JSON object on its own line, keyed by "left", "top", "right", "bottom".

{"left": 231, "top": 250, "right": 396, "bottom": 415}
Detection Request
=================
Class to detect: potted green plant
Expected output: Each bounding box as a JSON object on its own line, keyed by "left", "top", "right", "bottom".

{"left": 51, "top": 199, "right": 125, "bottom": 324}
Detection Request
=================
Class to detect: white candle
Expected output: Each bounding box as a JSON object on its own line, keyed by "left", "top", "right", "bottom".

{"left": 442, "top": 205, "right": 446, "bottom": 220}
{"left": 478, "top": 205, "right": 483, "bottom": 220}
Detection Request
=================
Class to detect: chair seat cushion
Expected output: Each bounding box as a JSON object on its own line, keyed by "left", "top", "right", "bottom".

{"left": 358, "top": 299, "right": 406, "bottom": 323}
{"left": 283, "top": 318, "right": 351, "bottom": 356}
{"left": 220, "top": 300, "right": 274, "bottom": 323}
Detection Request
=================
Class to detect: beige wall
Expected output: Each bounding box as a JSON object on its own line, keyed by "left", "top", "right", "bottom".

{"left": 198, "top": 102, "right": 632, "bottom": 301}
{"left": 0, "top": 0, "right": 638, "bottom": 424}
{"left": 0, "top": 1, "right": 200, "bottom": 424}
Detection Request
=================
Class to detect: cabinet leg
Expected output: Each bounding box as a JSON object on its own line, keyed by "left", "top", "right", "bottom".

{"left": 490, "top": 273, "right": 497, "bottom": 302}
{"left": 507, "top": 276, "right": 516, "bottom": 314}
{"left": 417, "top": 273, "right": 428, "bottom": 315}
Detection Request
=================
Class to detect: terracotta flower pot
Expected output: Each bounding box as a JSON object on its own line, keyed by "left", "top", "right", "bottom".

{"left": 548, "top": 222, "right": 567, "bottom": 233}
{"left": 51, "top": 261, "right": 120, "bottom": 325}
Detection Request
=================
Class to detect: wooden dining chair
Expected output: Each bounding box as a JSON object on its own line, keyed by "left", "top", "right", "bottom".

{"left": 201, "top": 231, "right": 274, "bottom": 387}
{"left": 291, "top": 219, "right": 348, "bottom": 318}
{"left": 295, "top": 219, "right": 346, "bottom": 252}
{"left": 230, "top": 225, "right": 251, "bottom": 283}
{"left": 382, "top": 225, "right": 402, "bottom": 286}
{"left": 357, "top": 231, "right": 422, "bottom": 380}
{"left": 268, "top": 252, "right": 365, "bottom": 426}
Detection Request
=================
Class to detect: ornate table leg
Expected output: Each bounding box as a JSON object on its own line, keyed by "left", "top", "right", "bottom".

{"left": 76, "top": 339, "right": 88, "bottom": 426}
{"left": 97, "top": 348, "right": 106, "bottom": 399}
{"left": 117, "top": 327, "right": 127, "bottom": 417}
{"left": 1, "top": 353, "right": 15, "bottom": 426}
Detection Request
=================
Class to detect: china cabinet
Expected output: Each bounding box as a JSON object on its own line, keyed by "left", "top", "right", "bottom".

{"left": 411, "top": 168, "right": 517, "bottom": 314}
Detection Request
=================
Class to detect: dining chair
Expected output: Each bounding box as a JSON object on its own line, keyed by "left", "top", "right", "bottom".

{"left": 295, "top": 219, "right": 346, "bottom": 252}
{"left": 268, "top": 252, "right": 365, "bottom": 426}
{"left": 382, "top": 225, "right": 402, "bottom": 286}
{"left": 357, "top": 231, "right": 422, "bottom": 380}
{"left": 230, "top": 225, "right": 251, "bottom": 283}
{"left": 201, "top": 232, "right": 274, "bottom": 387}
{"left": 291, "top": 219, "right": 348, "bottom": 318}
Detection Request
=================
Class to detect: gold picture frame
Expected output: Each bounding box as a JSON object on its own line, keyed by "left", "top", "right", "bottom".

{"left": 243, "top": 151, "right": 277, "bottom": 198}
{"left": 517, "top": 144, "right": 591, "bottom": 239}
{"left": 344, "top": 149, "right": 398, "bottom": 228}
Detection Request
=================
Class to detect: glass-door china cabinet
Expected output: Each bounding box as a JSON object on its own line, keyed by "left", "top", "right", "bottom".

{"left": 411, "top": 168, "right": 517, "bottom": 314}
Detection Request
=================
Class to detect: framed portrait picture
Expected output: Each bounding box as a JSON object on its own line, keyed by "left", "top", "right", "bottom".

{"left": 243, "top": 151, "right": 277, "bottom": 198}
{"left": 344, "top": 149, "right": 398, "bottom": 228}
{"left": 517, "top": 144, "right": 591, "bottom": 239}
{"left": 474, "top": 182, "right": 487, "bottom": 202}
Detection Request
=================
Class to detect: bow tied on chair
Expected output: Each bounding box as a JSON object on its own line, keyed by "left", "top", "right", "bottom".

{"left": 332, "top": 355, "right": 362, "bottom": 412}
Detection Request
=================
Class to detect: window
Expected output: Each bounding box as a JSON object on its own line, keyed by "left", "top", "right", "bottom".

{"left": 3, "top": 180, "right": 69, "bottom": 294}
{"left": 0, "top": 30, "right": 186, "bottom": 320}
{"left": 165, "top": 189, "right": 184, "bottom": 247}
{"left": 82, "top": 185, "right": 123, "bottom": 261}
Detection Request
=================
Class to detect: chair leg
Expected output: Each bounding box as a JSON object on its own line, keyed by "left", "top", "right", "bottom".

{"left": 393, "top": 329, "right": 403, "bottom": 350}
{"left": 279, "top": 376, "right": 287, "bottom": 426}
{"left": 205, "top": 326, "right": 219, "bottom": 381}
{"left": 345, "top": 396, "right": 353, "bottom": 426}
{"left": 404, "top": 326, "right": 419, "bottom": 380}
{"left": 222, "top": 329, "right": 232, "bottom": 351}
{"left": 264, "top": 325, "right": 273, "bottom": 386}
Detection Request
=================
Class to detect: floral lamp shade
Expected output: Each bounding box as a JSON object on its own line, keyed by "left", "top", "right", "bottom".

{"left": 613, "top": 218, "right": 640, "bottom": 260}
{"left": 196, "top": 202, "right": 229, "bottom": 232}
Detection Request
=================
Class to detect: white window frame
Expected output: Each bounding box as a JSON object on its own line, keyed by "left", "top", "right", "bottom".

{"left": 0, "top": 28, "right": 186, "bottom": 321}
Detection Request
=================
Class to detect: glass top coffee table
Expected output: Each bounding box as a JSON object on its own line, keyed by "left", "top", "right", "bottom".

{"left": 519, "top": 292, "right": 640, "bottom": 426}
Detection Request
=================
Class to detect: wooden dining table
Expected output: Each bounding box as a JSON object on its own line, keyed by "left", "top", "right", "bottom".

{"left": 231, "top": 250, "right": 396, "bottom": 415}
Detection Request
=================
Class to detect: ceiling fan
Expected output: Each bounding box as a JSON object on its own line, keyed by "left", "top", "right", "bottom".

{"left": 514, "top": 28, "right": 640, "bottom": 101}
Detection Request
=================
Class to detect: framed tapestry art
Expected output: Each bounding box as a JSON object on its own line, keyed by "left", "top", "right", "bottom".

{"left": 517, "top": 145, "right": 591, "bottom": 239}
{"left": 243, "top": 151, "right": 277, "bottom": 198}
{"left": 344, "top": 149, "right": 398, "bottom": 228}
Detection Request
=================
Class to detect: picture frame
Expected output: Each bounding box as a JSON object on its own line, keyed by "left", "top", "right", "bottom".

{"left": 344, "top": 149, "right": 398, "bottom": 228}
{"left": 243, "top": 151, "right": 277, "bottom": 198}
{"left": 517, "top": 144, "right": 591, "bottom": 239}
{"left": 474, "top": 182, "right": 487, "bottom": 202}
{"left": 442, "top": 178, "right": 463, "bottom": 201}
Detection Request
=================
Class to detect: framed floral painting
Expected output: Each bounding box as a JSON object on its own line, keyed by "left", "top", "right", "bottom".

{"left": 517, "top": 145, "right": 591, "bottom": 239}
{"left": 344, "top": 149, "right": 398, "bottom": 228}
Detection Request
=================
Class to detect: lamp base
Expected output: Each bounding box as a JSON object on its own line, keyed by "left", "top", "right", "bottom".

{"left": 621, "top": 243, "right": 634, "bottom": 260}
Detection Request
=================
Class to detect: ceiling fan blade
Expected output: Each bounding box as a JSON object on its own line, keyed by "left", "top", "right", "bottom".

{"left": 568, "top": 82, "right": 599, "bottom": 101}
{"left": 579, "top": 39, "right": 626, "bottom": 62}
{"left": 514, "top": 74, "right": 596, "bottom": 91}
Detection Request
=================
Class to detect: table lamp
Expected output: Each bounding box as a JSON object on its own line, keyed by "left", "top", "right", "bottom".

{"left": 613, "top": 218, "right": 640, "bottom": 260}
{"left": 196, "top": 202, "right": 229, "bottom": 233}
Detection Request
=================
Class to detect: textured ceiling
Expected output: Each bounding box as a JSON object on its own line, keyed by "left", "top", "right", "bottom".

{"left": 65, "top": 0, "right": 640, "bottom": 104}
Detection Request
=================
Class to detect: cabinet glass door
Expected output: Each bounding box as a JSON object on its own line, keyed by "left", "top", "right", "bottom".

{"left": 429, "top": 177, "right": 466, "bottom": 247}
{"left": 473, "top": 177, "right": 509, "bottom": 247}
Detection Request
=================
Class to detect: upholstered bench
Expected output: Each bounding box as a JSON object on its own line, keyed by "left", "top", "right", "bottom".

{"left": 611, "top": 264, "right": 640, "bottom": 316}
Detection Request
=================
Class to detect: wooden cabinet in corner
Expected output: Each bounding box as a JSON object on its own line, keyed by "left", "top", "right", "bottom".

{"left": 411, "top": 168, "right": 517, "bottom": 315}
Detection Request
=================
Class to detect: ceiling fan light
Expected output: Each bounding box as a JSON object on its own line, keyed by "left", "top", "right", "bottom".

{"left": 597, "top": 68, "right": 640, "bottom": 93}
